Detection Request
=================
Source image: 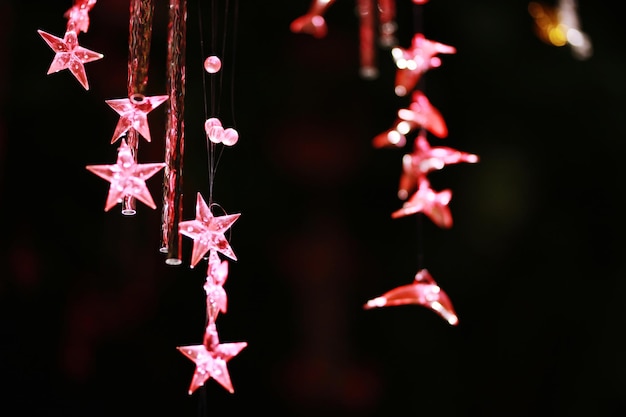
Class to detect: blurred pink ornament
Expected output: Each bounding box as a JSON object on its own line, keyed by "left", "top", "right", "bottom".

{"left": 412, "top": 0, "right": 430, "bottom": 4}
{"left": 392, "top": 33, "right": 456, "bottom": 96}
{"left": 364, "top": 268, "right": 458, "bottom": 325}
{"left": 105, "top": 93, "right": 169, "bottom": 144}
{"left": 398, "top": 90, "right": 448, "bottom": 138}
{"left": 204, "top": 56, "right": 222, "bottom": 73}
{"left": 222, "top": 128, "right": 239, "bottom": 146}
{"left": 290, "top": 0, "right": 337, "bottom": 38}
{"left": 204, "top": 250, "right": 229, "bottom": 322}
{"left": 372, "top": 90, "right": 447, "bottom": 148}
{"left": 177, "top": 323, "right": 247, "bottom": 394}
{"left": 64, "top": 0, "right": 97, "bottom": 33}
{"left": 398, "top": 132, "right": 479, "bottom": 199}
{"left": 37, "top": 29, "right": 103, "bottom": 90}
{"left": 179, "top": 192, "right": 240, "bottom": 268}
{"left": 391, "top": 178, "right": 453, "bottom": 228}
{"left": 85, "top": 140, "right": 166, "bottom": 212}
{"left": 204, "top": 118, "right": 238, "bottom": 146}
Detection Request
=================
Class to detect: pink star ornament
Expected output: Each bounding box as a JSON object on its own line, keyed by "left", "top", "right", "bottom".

{"left": 105, "top": 93, "right": 169, "bottom": 144}
{"left": 372, "top": 90, "right": 448, "bottom": 149}
{"left": 391, "top": 178, "right": 453, "bottom": 229}
{"left": 392, "top": 33, "right": 456, "bottom": 97}
{"left": 85, "top": 140, "right": 166, "bottom": 212}
{"left": 290, "top": 0, "right": 337, "bottom": 38}
{"left": 177, "top": 339, "right": 247, "bottom": 394}
{"left": 398, "top": 132, "right": 479, "bottom": 200}
{"left": 364, "top": 268, "right": 458, "bottom": 325}
{"left": 64, "top": 0, "right": 98, "bottom": 33}
{"left": 204, "top": 250, "right": 229, "bottom": 323}
{"left": 179, "top": 193, "right": 240, "bottom": 268}
{"left": 38, "top": 29, "right": 103, "bottom": 90}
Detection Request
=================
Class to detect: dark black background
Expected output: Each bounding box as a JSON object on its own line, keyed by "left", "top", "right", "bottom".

{"left": 1, "top": 1, "right": 625, "bottom": 416}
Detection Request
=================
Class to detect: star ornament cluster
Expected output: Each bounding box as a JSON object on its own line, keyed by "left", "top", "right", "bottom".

{"left": 85, "top": 140, "right": 166, "bottom": 212}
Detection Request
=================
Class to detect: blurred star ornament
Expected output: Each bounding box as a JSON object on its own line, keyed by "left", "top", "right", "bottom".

{"left": 105, "top": 93, "right": 169, "bottom": 144}
{"left": 204, "top": 250, "right": 229, "bottom": 323}
{"left": 372, "top": 90, "right": 448, "bottom": 149}
{"left": 177, "top": 323, "right": 247, "bottom": 395}
{"left": 398, "top": 132, "right": 479, "bottom": 199}
{"left": 392, "top": 33, "right": 456, "bottom": 96}
{"left": 38, "top": 29, "right": 103, "bottom": 90}
{"left": 391, "top": 177, "right": 453, "bottom": 228}
{"left": 179, "top": 192, "right": 240, "bottom": 268}
{"left": 290, "top": 0, "right": 337, "bottom": 38}
{"left": 364, "top": 268, "right": 458, "bottom": 325}
{"left": 85, "top": 139, "right": 166, "bottom": 212}
{"left": 64, "top": 0, "right": 98, "bottom": 33}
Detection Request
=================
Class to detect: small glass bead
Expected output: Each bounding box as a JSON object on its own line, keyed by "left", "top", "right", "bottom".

{"left": 204, "top": 56, "right": 222, "bottom": 73}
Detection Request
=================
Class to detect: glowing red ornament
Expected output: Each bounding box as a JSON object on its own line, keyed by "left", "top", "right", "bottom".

{"left": 204, "top": 250, "right": 229, "bottom": 323}
{"left": 372, "top": 90, "right": 447, "bottom": 148}
{"left": 290, "top": 0, "right": 337, "bottom": 38}
{"left": 85, "top": 140, "right": 166, "bottom": 212}
{"left": 105, "top": 93, "right": 169, "bottom": 144}
{"left": 398, "top": 132, "right": 479, "bottom": 199}
{"left": 392, "top": 33, "right": 456, "bottom": 96}
{"left": 391, "top": 177, "right": 453, "bottom": 228}
{"left": 64, "top": 0, "right": 97, "bottom": 33}
{"left": 37, "top": 29, "right": 103, "bottom": 90}
{"left": 364, "top": 268, "right": 458, "bottom": 325}
{"left": 178, "top": 192, "right": 240, "bottom": 268}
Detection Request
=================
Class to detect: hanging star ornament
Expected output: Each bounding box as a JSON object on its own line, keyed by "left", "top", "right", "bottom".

{"left": 204, "top": 250, "right": 229, "bottom": 323}
{"left": 372, "top": 90, "right": 448, "bottom": 148}
{"left": 364, "top": 268, "right": 458, "bottom": 325}
{"left": 64, "top": 0, "right": 98, "bottom": 34}
{"left": 105, "top": 93, "right": 169, "bottom": 144}
{"left": 398, "top": 132, "right": 479, "bottom": 199}
{"left": 85, "top": 139, "right": 166, "bottom": 212}
{"left": 391, "top": 177, "right": 453, "bottom": 228}
{"left": 38, "top": 29, "right": 103, "bottom": 90}
{"left": 179, "top": 192, "right": 240, "bottom": 268}
{"left": 391, "top": 33, "right": 456, "bottom": 97}
{"left": 290, "top": 0, "right": 337, "bottom": 38}
{"left": 177, "top": 323, "right": 247, "bottom": 395}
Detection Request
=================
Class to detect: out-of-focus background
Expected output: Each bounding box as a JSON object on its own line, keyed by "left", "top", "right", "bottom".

{"left": 1, "top": 1, "right": 625, "bottom": 416}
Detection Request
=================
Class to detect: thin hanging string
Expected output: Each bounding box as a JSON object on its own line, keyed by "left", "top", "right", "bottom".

{"left": 197, "top": 0, "right": 238, "bottom": 206}
{"left": 413, "top": 2, "right": 425, "bottom": 271}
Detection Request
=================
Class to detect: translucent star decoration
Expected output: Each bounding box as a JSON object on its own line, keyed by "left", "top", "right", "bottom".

{"left": 364, "top": 268, "right": 458, "bottom": 325}
{"left": 85, "top": 139, "right": 166, "bottom": 212}
{"left": 38, "top": 29, "right": 104, "bottom": 90}
{"left": 64, "top": 0, "right": 98, "bottom": 34}
{"left": 372, "top": 90, "right": 447, "bottom": 148}
{"left": 204, "top": 250, "right": 229, "bottom": 323}
{"left": 290, "top": 0, "right": 337, "bottom": 38}
{"left": 391, "top": 177, "right": 453, "bottom": 228}
{"left": 391, "top": 33, "right": 456, "bottom": 96}
{"left": 177, "top": 322, "right": 247, "bottom": 395}
{"left": 105, "top": 93, "right": 169, "bottom": 144}
{"left": 179, "top": 192, "right": 240, "bottom": 268}
{"left": 398, "top": 132, "right": 479, "bottom": 200}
